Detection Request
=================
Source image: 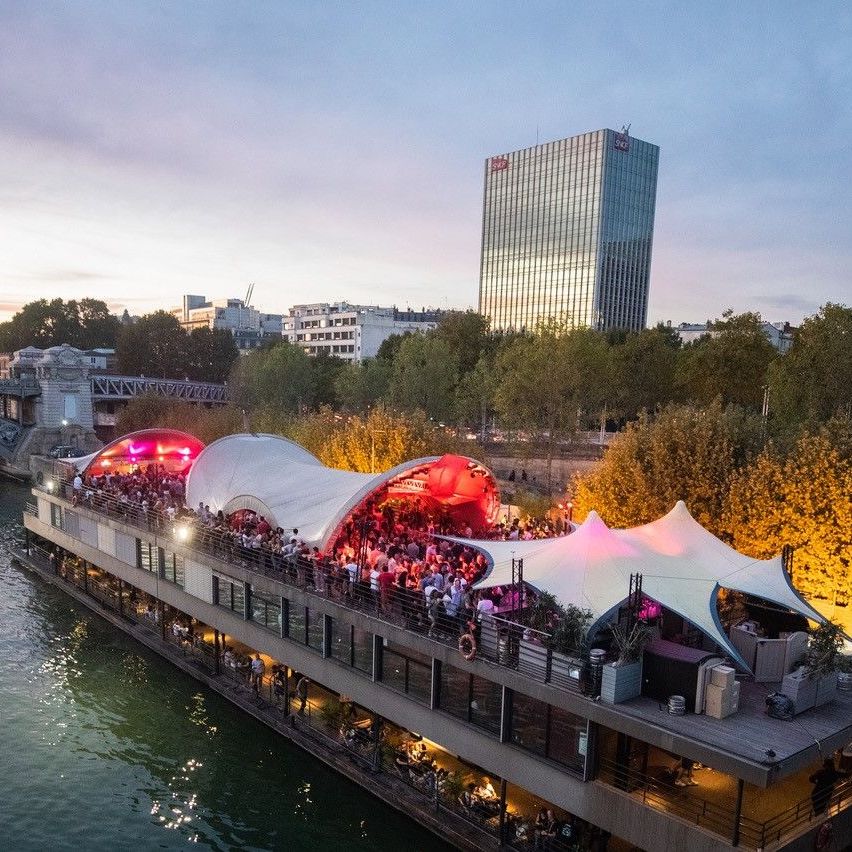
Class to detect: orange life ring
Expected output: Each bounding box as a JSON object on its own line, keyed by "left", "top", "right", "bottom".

{"left": 459, "top": 633, "right": 477, "bottom": 661}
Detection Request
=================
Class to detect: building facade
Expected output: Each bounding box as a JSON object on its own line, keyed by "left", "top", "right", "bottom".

{"left": 674, "top": 321, "right": 795, "bottom": 353}
{"left": 479, "top": 128, "right": 659, "bottom": 334}
{"left": 283, "top": 303, "right": 442, "bottom": 363}
{"left": 171, "top": 295, "right": 283, "bottom": 351}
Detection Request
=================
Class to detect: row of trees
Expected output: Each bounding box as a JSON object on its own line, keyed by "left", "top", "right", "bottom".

{"left": 0, "top": 300, "right": 240, "bottom": 384}
{"left": 572, "top": 403, "right": 851, "bottom": 601}
{"left": 226, "top": 304, "right": 851, "bottom": 487}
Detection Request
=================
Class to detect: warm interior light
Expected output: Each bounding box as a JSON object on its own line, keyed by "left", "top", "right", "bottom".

{"left": 176, "top": 525, "right": 190, "bottom": 542}
{"left": 46, "top": 480, "right": 55, "bottom": 492}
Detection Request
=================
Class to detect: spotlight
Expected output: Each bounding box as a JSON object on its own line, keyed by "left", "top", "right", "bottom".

{"left": 175, "top": 524, "right": 190, "bottom": 542}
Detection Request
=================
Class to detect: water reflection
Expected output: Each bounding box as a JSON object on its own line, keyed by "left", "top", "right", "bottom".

{"left": 0, "top": 482, "right": 451, "bottom": 851}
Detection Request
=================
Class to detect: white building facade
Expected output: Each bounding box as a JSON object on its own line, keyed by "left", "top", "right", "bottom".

{"left": 674, "top": 320, "right": 795, "bottom": 353}
{"left": 283, "top": 303, "right": 442, "bottom": 362}
{"left": 171, "top": 295, "right": 283, "bottom": 351}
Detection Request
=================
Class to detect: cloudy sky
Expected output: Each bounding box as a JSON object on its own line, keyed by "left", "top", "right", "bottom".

{"left": 0, "top": 1, "right": 849, "bottom": 325}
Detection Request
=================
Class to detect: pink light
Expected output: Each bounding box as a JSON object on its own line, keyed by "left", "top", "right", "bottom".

{"left": 101, "top": 459, "right": 110, "bottom": 467}
{"left": 130, "top": 456, "right": 137, "bottom": 463}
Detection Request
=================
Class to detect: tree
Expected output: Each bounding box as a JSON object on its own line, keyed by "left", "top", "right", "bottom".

{"left": 572, "top": 401, "right": 762, "bottom": 532}
{"left": 228, "top": 340, "right": 314, "bottom": 413}
{"left": 455, "top": 353, "right": 500, "bottom": 436}
{"left": 311, "top": 405, "right": 458, "bottom": 473}
{"left": 609, "top": 325, "right": 681, "bottom": 420}
{"left": 387, "top": 333, "right": 459, "bottom": 423}
{"left": 309, "top": 350, "right": 347, "bottom": 409}
{"left": 494, "top": 324, "right": 610, "bottom": 491}
{"left": 375, "top": 332, "right": 409, "bottom": 362}
{"left": 114, "top": 395, "right": 243, "bottom": 444}
{"left": 433, "top": 310, "right": 490, "bottom": 375}
{"left": 767, "top": 303, "right": 852, "bottom": 434}
{"left": 185, "top": 327, "right": 239, "bottom": 383}
{"left": 675, "top": 311, "right": 777, "bottom": 409}
{"left": 0, "top": 297, "right": 119, "bottom": 351}
{"left": 116, "top": 311, "right": 189, "bottom": 379}
{"left": 723, "top": 423, "right": 852, "bottom": 602}
{"left": 335, "top": 358, "right": 392, "bottom": 413}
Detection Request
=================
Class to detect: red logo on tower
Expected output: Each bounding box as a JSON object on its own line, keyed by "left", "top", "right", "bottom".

{"left": 490, "top": 156, "right": 509, "bottom": 172}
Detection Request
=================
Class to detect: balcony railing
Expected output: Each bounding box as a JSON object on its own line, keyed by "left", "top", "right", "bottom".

{"left": 33, "top": 481, "right": 584, "bottom": 692}
{"left": 598, "top": 755, "right": 852, "bottom": 849}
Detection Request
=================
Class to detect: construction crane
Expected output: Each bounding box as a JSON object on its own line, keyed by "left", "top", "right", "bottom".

{"left": 243, "top": 282, "right": 255, "bottom": 307}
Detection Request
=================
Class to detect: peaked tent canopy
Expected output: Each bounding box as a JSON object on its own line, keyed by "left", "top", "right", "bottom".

{"left": 449, "top": 502, "right": 823, "bottom": 669}
{"left": 68, "top": 429, "right": 205, "bottom": 477}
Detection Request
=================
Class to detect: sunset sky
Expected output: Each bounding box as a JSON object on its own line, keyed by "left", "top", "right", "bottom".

{"left": 0, "top": 1, "right": 850, "bottom": 325}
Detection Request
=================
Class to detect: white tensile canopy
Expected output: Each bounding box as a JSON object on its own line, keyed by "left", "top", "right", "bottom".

{"left": 451, "top": 501, "right": 824, "bottom": 669}
{"left": 185, "top": 433, "right": 440, "bottom": 551}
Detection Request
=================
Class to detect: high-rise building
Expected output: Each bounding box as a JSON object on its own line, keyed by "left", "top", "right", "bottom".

{"left": 479, "top": 128, "right": 659, "bottom": 333}
{"left": 170, "top": 295, "right": 283, "bottom": 351}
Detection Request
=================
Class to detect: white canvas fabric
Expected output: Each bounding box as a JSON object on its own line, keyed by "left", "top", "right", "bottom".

{"left": 454, "top": 501, "right": 823, "bottom": 668}
{"left": 186, "top": 433, "right": 439, "bottom": 551}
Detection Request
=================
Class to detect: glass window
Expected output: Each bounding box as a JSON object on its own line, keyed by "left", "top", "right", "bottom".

{"left": 306, "top": 608, "right": 324, "bottom": 652}
{"left": 250, "top": 587, "right": 281, "bottom": 634}
{"left": 231, "top": 581, "right": 245, "bottom": 617}
{"left": 287, "top": 603, "right": 306, "bottom": 643}
{"left": 50, "top": 502, "right": 63, "bottom": 529}
{"left": 439, "top": 663, "right": 471, "bottom": 722}
{"left": 330, "top": 619, "right": 352, "bottom": 665}
{"left": 548, "top": 706, "right": 586, "bottom": 772}
{"left": 352, "top": 628, "right": 373, "bottom": 674}
{"left": 469, "top": 675, "right": 502, "bottom": 734}
{"left": 511, "top": 692, "right": 547, "bottom": 755}
{"left": 381, "top": 648, "right": 408, "bottom": 694}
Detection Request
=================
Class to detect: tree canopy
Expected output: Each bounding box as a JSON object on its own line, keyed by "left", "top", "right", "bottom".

{"left": 0, "top": 298, "right": 121, "bottom": 351}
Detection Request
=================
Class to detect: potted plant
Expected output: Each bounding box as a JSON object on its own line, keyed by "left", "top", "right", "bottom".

{"left": 601, "top": 622, "right": 652, "bottom": 704}
{"left": 549, "top": 601, "right": 592, "bottom": 689}
{"left": 781, "top": 621, "right": 844, "bottom": 711}
{"left": 837, "top": 655, "right": 852, "bottom": 694}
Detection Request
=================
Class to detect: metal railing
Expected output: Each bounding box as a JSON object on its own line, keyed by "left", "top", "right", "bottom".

{"left": 36, "top": 481, "right": 585, "bottom": 692}
{"left": 597, "top": 755, "right": 852, "bottom": 849}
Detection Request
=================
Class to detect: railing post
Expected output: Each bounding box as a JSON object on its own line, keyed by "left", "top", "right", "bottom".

{"left": 498, "top": 777, "right": 507, "bottom": 846}
{"left": 213, "top": 629, "right": 221, "bottom": 675}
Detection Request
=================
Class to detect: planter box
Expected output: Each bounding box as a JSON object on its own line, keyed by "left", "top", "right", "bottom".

{"left": 814, "top": 671, "right": 838, "bottom": 707}
{"left": 517, "top": 637, "right": 548, "bottom": 681}
{"left": 780, "top": 667, "right": 817, "bottom": 714}
{"left": 601, "top": 660, "right": 643, "bottom": 704}
{"left": 549, "top": 650, "right": 583, "bottom": 691}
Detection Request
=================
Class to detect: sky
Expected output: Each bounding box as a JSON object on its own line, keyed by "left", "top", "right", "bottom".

{"left": 0, "top": 1, "right": 850, "bottom": 326}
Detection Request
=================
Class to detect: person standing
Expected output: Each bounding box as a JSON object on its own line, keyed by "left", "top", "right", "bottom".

{"left": 250, "top": 654, "right": 265, "bottom": 695}
{"left": 810, "top": 757, "right": 847, "bottom": 814}
{"left": 296, "top": 675, "right": 310, "bottom": 716}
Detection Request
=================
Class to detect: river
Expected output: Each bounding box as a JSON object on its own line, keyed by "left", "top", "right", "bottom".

{"left": 0, "top": 481, "right": 450, "bottom": 851}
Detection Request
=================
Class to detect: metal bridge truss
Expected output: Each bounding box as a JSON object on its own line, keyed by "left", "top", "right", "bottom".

{"left": 91, "top": 375, "right": 228, "bottom": 404}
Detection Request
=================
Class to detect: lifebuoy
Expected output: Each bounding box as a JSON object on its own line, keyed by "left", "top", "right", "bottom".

{"left": 459, "top": 633, "right": 477, "bottom": 661}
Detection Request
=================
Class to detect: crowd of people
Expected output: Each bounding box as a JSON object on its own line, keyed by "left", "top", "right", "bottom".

{"left": 67, "top": 461, "right": 569, "bottom": 646}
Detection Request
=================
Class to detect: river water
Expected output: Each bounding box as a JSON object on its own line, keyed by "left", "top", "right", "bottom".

{"left": 0, "top": 482, "right": 450, "bottom": 851}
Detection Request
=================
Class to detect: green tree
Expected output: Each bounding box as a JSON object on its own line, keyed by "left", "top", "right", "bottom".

{"left": 375, "top": 332, "right": 409, "bottom": 362}
{"left": 609, "top": 325, "right": 681, "bottom": 420}
{"left": 455, "top": 353, "right": 499, "bottom": 437}
{"left": 309, "top": 350, "right": 347, "bottom": 408}
{"left": 185, "top": 327, "right": 239, "bottom": 383}
{"left": 229, "top": 340, "right": 314, "bottom": 413}
{"left": 494, "top": 324, "right": 610, "bottom": 491}
{"left": 116, "top": 311, "right": 189, "bottom": 379}
{"left": 433, "top": 310, "right": 490, "bottom": 375}
{"left": 387, "top": 333, "right": 459, "bottom": 422}
{"left": 723, "top": 422, "right": 852, "bottom": 602}
{"left": 767, "top": 303, "right": 852, "bottom": 434}
{"left": 675, "top": 311, "right": 776, "bottom": 409}
{"left": 0, "top": 297, "right": 120, "bottom": 351}
{"left": 573, "top": 401, "right": 762, "bottom": 531}
{"left": 335, "top": 358, "right": 392, "bottom": 413}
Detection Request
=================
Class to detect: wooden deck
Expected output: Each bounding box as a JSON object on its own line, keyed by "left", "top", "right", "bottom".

{"left": 612, "top": 679, "right": 852, "bottom": 780}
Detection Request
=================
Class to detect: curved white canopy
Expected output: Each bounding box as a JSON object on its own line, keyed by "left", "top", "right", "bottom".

{"left": 454, "top": 501, "right": 823, "bottom": 669}
{"left": 186, "top": 433, "right": 441, "bottom": 551}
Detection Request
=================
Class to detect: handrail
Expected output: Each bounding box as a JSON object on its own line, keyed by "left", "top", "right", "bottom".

{"left": 33, "top": 481, "right": 585, "bottom": 692}
{"left": 598, "top": 755, "right": 852, "bottom": 849}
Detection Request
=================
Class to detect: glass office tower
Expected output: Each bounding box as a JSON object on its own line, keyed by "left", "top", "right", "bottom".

{"left": 478, "top": 129, "right": 659, "bottom": 333}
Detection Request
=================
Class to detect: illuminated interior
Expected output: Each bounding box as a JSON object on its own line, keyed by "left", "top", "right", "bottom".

{"left": 82, "top": 429, "right": 205, "bottom": 477}
{"left": 328, "top": 454, "right": 500, "bottom": 550}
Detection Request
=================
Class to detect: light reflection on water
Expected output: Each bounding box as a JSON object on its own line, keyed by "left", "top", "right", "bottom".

{"left": 0, "top": 482, "right": 450, "bottom": 851}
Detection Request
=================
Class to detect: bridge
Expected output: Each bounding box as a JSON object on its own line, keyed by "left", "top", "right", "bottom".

{"left": 90, "top": 375, "right": 228, "bottom": 404}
